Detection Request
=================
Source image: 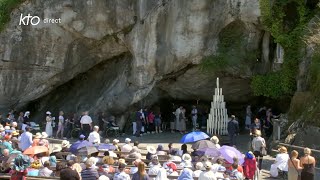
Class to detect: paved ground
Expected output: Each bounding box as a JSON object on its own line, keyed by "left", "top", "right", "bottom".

{"left": 50, "top": 131, "right": 320, "bottom": 179}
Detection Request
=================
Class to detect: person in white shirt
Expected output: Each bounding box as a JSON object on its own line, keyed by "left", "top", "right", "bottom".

{"left": 56, "top": 111, "right": 64, "bottom": 138}
{"left": 148, "top": 157, "right": 162, "bottom": 176}
{"left": 270, "top": 146, "right": 289, "bottom": 177}
{"left": 193, "top": 162, "right": 204, "bottom": 177}
{"left": 114, "top": 163, "right": 130, "bottom": 180}
{"left": 199, "top": 162, "right": 217, "bottom": 180}
{"left": 19, "top": 126, "right": 33, "bottom": 151}
{"left": 88, "top": 126, "right": 101, "bottom": 144}
{"left": 121, "top": 138, "right": 133, "bottom": 152}
{"left": 191, "top": 105, "right": 198, "bottom": 130}
{"left": 80, "top": 111, "right": 93, "bottom": 138}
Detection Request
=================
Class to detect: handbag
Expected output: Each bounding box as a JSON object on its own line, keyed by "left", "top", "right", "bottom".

{"left": 260, "top": 146, "right": 267, "bottom": 156}
{"left": 290, "top": 157, "right": 301, "bottom": 180}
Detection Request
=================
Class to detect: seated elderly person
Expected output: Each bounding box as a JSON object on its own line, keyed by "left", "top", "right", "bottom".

{"left": 114, "top": 163, "right": 130, "bottom": 180}
{"left": 169, "top": 148, "right": 182, "bottom": 162}
{"left": 38, "top": 161, "right": 53, "bottom": 177}
{"left": 156, "top": 144, "right": 167, "bottom": 155}
{"left": 130, "top": 159, "right": 141, "bottom": 174}
{"left": 121, "top": 138, "right": 132, "bottom": 152}
{"left": 146, "top": 146, "right": 156, "bottom": 160}
{"left": 179, "top": 154, "right": 193, "bottom": 169}
{"left": 193, "top": 162, "right": 204, "bottom": 177}
{"left": 61, "top": 140, "right": 70, "bottom": 152}
{"left": 148, "top": 155, "right": 162, "bottom": 175}
{"left": 199, "top": 162, "right": 216, "bottom": 180}
{"left": 128, "top": 146, "right": 142, "bottom": 159}
{"left": 178, "top": 161, "right": 194, "bottom": 179}
{"left": 210, "top": 136, "right": 221, "bottom": 149}
{"left": 270, "top": 146, "right": 289, "bottom": 177}
{"left": 81, "top": 157, "right": 99, "bottom": 179}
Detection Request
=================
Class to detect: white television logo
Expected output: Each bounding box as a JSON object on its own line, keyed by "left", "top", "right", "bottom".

{"left": 19, "top": 14, "right": 40, "bottom": 26}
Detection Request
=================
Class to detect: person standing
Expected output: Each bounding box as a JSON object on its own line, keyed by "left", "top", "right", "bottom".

{"left": 288, "top": 150, "right": 302, "bottom": 180}
{"left": 227, "top": 115, "right": 240, "bottom": 147}
{"left": 88, "top": 126, "right": 100, "bottom": 144}
{"left": 17, "top": 112, "right": 24, "bottom": 130}
{"left": 23, "top": 111, "right": 31, "bottom": 125}
{"left": 175, "top": 106, "right": 181, "bottom": 132}
{"left": 80, "top": 111, "right": 93, "bottom": 138}
{"left": 19, "top": 126, "right": 33, "bottom": 151}
{"left": 45, "top": 111, "right": 53, "bottom": 138}
{"left": 176, "top": 107, "right": 186, "bottom": 134}
{"left": 56, "top": 111, "right": 64, "bottom": 138}
{"left": 245, "top": 105, "right": 252, "bottom": 130}
{"left": 135, "top": 109, "right": 144, "bottom": 137}
{"left": 191, "top": 105, "right": 198, "bottom": 131}
{"left": 154, "top": 111, "right": 162, "bottom": 134}
{"left": 147, "top": 111, "right": 155, "bottom": 134}
{"left": 252, "top": 130, "right": 266, "bottom": 170}
{"left": 250, "top": 118, "right": 261, "bottom": 136}
{"left": 300, "top": 148, "right": 316, "bottom": 180}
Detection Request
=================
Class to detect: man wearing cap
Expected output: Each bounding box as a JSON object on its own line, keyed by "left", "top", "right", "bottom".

{"left": 80, "top": 111, "right": 93, "bottom": 138}
{"left": 199, "top": 162, "right": 216, "bottom": 180}
{"left": 114, "top": 163, "right": 130, "bottom": 180}
{"left": 227, "top": 115, "right": 240, "bottom": 147}
{"left": 19, "top": 126, "right": 33, "bottom": 151}
{"left": 121, "top": 138, "right": 132, "bottom": 152}
{"left": 88, "top": 126, "right": 100, "bottom": 144}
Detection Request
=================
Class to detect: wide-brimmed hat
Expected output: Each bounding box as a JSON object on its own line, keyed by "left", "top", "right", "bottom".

{"left": 12, "top": 131, "right": 19, "bottom": 136}
{"left": 61, "top": 140, "right": 70, "bottom": 148}
{"left": 46, "top": 111, "right": 51, "bottom": 115}
{"left": 182, "top": 154, "right": 192, "bottom": 162}
{"left": 41, "top": 132, "right": 48, "bottom": 138}
{"left": 113, "top": 139, "right": 119, "bottom": 143}
{"left": 34, "top": 132, "right": 42, "bottom": 138}
{"left": 52, "top": 145, "right": 62, "bottom": 153}
{"left": 125, "top": 138, "right": 131, "bottom": 143}
{"left": 118, "top": 158, "right": 127, "bottom": 165}
{"left": 147, "top": 146, "right": 156, "bottom": 154}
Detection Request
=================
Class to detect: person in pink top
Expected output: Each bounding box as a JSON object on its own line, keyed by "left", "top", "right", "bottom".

{"left": 147, "top": 111, "right": 155, "bottom": 134}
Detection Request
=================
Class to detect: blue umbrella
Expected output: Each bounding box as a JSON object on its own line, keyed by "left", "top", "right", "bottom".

{"left": 97, "top": 144, "right": 117, "bottom": 151}
{"left": 180, "top": 131, "right": 209, "bottom": 143}
{"left": 70, "top": 140, "right": 93, "bottom": 154}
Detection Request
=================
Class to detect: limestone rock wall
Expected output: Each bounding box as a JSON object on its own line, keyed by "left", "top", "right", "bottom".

{"left": 0, "top": 0, "right": 265, "bottom": 124}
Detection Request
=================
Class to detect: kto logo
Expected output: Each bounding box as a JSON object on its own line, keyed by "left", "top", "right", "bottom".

{"left": 19, "top": 13, "right": 61, "bottom": 26}
{"left": 19, "top": 14, "right": 40, "bottom": 25}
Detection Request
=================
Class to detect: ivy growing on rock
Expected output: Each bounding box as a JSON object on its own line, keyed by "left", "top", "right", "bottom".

{"left": 0, "top": 0, "right": 25, "bottom": 31}
{"left": 252, "top": 0, "right": 316, "bottom": 98}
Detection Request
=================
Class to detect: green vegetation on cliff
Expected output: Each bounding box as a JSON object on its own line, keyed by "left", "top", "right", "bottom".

{"left": 0, "top": 0, "right": 24, "bottom": 31}
{"left": 252, "top": 0, "right": 314, "bottom": 99}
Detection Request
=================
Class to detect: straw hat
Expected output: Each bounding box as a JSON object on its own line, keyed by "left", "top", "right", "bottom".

{"left": 52, "top": 145, "right": 62, "bottom": 153}
{"left": 34, "top": 132, "right": 42, "bottom": 139}
{"left": 118, "top": 158, "right": 127, "bottom": 165}
{"left": 278, "top": 146, "right": 287, "bottom": 153}
{"left": 147, "top": 146, "right": 156, "bottom": 154}
{"left": 61, "top": 140, "right": 70, "bottom": 148}
{"left": 41, "top": 132, "right": 48, "bottom": 138}
{"left": 182, "top": 154, "right": 192, "bottom": 162}
{"left": 113, "top": 139, "right": 119, "bottom": 143}
{"left": 12, "top": 131, "right": 19, "bottom": 136}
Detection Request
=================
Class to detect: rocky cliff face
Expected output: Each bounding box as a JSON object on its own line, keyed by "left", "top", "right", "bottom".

{"left": 0, "top": 0, "right": 268, "bottom": 124}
